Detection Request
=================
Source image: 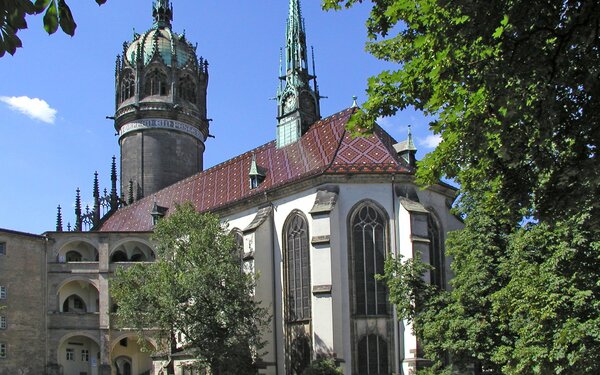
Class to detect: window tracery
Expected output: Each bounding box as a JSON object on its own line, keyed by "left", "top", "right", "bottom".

{"left": 350, "top": 203, "right": 388, "bottom": 315}
{"left": 284, "top": 211, "right": 311, "bottom": 321}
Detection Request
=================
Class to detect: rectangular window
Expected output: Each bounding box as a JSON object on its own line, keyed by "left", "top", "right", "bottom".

{"left": 81, "top": 349, "right": 89, "bottom": 362}
{"left": 0, "top": 242, "right": 5, "bottom": 255}
{"left": 0, "top": 286, "right": 6, "bottom": 300}
{"left": 66, "top": 348, "right": 74, "bottom": 361}
{"left": 0, "top": 343, "right": 6, "bottom": 359}
{"left": 0, "top": 316, "right": 5, "bottom": 329}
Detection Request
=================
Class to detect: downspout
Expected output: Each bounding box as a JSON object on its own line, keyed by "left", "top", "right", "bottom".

{"left": 268, "top": 198, "right": 280, "bottom": 374}
{"left": 390, "top": 174, "right": 402, "bottom": 374}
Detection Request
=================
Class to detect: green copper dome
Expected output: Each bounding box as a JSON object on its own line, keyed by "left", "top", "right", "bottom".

{"left": 122, "top": 0, "right": 197, "bottom": 68}
{"left": 125, "top": 28, "right": 196, "bottom": 68}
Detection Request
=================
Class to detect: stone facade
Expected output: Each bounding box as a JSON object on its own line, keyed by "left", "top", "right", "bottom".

{"left": 0, "top": 230, "right": 46, "bottom": 374}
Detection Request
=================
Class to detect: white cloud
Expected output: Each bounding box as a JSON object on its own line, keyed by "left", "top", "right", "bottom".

{"left": 0, "top": 96, "right": 57, "bottom": 124}
{"left": 420, "top": 134, "right": 442, "bottom": 149}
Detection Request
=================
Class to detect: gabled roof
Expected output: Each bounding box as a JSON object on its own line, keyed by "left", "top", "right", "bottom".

{"left": 99, "top": 107, "right": 412, "bottom": 232}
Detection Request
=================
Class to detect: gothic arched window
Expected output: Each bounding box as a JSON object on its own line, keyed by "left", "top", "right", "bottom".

{"left": 357, "top": 334, "right": 388, "bottom": 375}
{"left": 284, "top": 211, "right": 311, "bottom": 322}
{"left": 350, "top": 202, "right": 388, "bottom": 316}
{"left": 145, "top": 70, "right": 168, "bottom": 97}
{"left": 428, "top": 213, "right": 445, "bottom": 288}
{"left": 178, "top": 76, "right": 197, "bottom": 103}
{"left": 120, "top": 72, "right": 135, "bottom": 102}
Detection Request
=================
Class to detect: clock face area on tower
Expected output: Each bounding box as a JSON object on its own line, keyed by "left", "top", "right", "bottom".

{"left": 284, "top": 94, "right": 297, "bottom": 114}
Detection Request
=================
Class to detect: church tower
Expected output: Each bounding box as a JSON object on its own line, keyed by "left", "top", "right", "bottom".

{"left": 114, "top": 0, "right": 209, "bottom": 200}
{"left": 276, "top": 0, "right": 321, "bottom": 148}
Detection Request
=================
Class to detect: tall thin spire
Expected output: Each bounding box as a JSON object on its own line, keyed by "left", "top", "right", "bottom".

{"left": 277, "top": 0, "right": 321, "bottom": 148}
{"left": 286, "top": 0, "right": 308, "bottom": 75}
{"left": 152, "top": 0, "right": 173, "bottom": 29}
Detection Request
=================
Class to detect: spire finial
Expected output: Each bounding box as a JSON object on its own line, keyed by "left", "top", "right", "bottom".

{"left": 110, "top": 156, "right": 118, "bottom": 210}
{"left": 56, "top": 205, "right": 63, "bottom": 232}
{"left": 153, "top": 0, "right": 173, "bottom": 29}
{"left": 352, "top": 96, "right": 358, "bottom": 108}
{"left": 75, "top": 188, "right": 82, "bottom": 232}
{"left": 407, "top": 125, "right": 416, "bottom": 151}
{"left": 93, "top": 171, "right": 101, "bottom": 227}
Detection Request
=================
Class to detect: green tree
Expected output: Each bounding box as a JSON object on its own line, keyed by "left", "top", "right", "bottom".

{"left": 0, "top": 0, "right": 107, "bottom": 57}
{"left": 323, "top": 0, "right": 600, "bottom": 373}
{"left": 111, "top": 203, "right": 269, "bottom": 375}
{"left": 302, "top": 357, "right": 344, "bottom": 375}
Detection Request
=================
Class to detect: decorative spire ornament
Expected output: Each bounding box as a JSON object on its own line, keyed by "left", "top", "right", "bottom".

{"left": 93, "top": 171, "right": 101, "bottom": 227}
{"left": 110, "top": 156, "right": 118, "bottom": 210}
{"left": 56, "top": 205, "right": 63, "bottom": 232}
{"left": 75, "top": 188, "right": 82, "bottom": 232}
{"left": 152, "top": 0, "right": 173, "bottom": 29}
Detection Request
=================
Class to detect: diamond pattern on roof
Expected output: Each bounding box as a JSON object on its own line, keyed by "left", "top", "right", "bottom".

{"left": 99, "top": 108, "right": 412, "bottom": 232}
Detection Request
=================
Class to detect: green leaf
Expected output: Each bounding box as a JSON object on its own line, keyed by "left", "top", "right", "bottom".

{"left": 34, "top": 0, "right": 52, "bottom": 14}
{"left": 58, "top": 0, "right": 76, "bottom": 36}
{"left": 43, "top": 0, "right": 58, "bottom": 35}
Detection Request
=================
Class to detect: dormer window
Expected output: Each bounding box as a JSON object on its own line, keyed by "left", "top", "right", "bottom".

{"left": 249, "top": 154, "right": 266, "bottom": 189}
{"left": 151, "top": 202, "right": 168, "bottom": 225}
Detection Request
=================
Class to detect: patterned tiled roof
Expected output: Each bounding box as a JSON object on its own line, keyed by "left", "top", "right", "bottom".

{"left": 99, "top": 107, "right": 412, "bottom": 232}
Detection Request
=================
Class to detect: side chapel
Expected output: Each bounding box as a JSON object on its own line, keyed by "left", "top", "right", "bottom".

{"left": 0, "top": 1, "right": 462, "bottom": 374}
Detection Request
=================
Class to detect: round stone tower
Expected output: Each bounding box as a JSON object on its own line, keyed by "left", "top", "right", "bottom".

{"left": 114, "top": 0, "right": 209, "bottom": 200}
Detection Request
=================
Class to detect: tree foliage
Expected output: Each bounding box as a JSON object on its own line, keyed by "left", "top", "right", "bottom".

{"left": 0, "top": 0, "right": 107, "bottom": 57}
{"left": 111, "top": 203, "right": 269, "bottom": 375}
{"left": 323, "top": 0, "right": 600, "bottom": 373}
{"left": 301, "top": 357, "right": 344, "bottom": 375}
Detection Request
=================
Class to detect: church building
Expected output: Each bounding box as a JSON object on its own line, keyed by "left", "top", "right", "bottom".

{"left": 0, "top": 1, "right": 462, "bottom": 374}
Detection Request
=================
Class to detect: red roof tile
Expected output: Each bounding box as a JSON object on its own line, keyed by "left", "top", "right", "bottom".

{"left": 99, "top": 108, "right": 412, "bottom": 232}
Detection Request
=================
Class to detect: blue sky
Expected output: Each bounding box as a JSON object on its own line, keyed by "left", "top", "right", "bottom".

{"left": 0, "top": 0, "right": 438, "bottom": 234}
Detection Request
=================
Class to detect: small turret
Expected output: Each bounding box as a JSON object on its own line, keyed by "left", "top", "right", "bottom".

{"left": 394, "top": 125, "right": 418, "bottom": 167}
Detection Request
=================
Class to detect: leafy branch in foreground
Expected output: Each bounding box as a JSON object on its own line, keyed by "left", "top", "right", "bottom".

{"left": 323, "top": 1, "right": 600, "bottom": 373}
{"left": 0, "top": 0, "right": 107, "bottom": 57}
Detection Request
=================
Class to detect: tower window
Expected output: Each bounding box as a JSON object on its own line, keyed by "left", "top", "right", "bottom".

{"left": 0, "top": 242, "right": 5, "bottom": 255}
{"left": 0, "top": 343, "right": 6, "bottom": 358}
{"left": 120, "top": 72, "right": 135, "bottom": 102}
{"left": 0, "top": 286, "right": 6, "bottom": 300}
{"left": 0, "top": 316, "right": 6, "bottom": 329}
{"left": 178, "top": 76, "right": 197, "bottom": 103}
{"left": 81, "top": 349, "right": 90, "bottom": 362}
{"left": 145, "top": 70, "right": 168, "bottom": 96}
{"left": 66, "top": 348, "right": 74, "bottom": 361}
